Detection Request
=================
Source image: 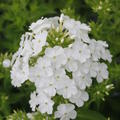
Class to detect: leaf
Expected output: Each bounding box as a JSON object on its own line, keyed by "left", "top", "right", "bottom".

{"left": 7, "top": 110, "right": 29, "bottom": 120}
{"left": 77, "top": 109, "right": 107, "bottom": 120}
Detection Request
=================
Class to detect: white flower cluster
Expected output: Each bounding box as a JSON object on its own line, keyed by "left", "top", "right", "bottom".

{"left": 11, "top": 14, "right": 112, "bottom": 120}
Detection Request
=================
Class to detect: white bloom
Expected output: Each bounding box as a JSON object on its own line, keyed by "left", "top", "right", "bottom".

{"left": 3, "top": 59, "right": 11, "bottom": 68}
{"left": 63, "top": 15, "right": 90, "bottom": 32}
{"left": 73, "top": 73, "right": 92, "bottom": 90}
{"left": 77, "top": 60, "right": 99, "bottom": 78}
{"left": 29, "top": 65, "right": 41, "bottom": 83}
{"left": 72, "top": 41, "right": 90, "bottom": 63}
{"left": 62, "top": 15, "right": 91, "bottom": 43}
{"left": 101, "top": 49, "right": 112, "bottom": 63}
{"left": 53, "top": 69, "right": 77, "bottom": 98}
{"left": 53, "top": 68, "right": 66, "bottom": 88}
{"left": 57, "top": 77, "right": 77, "bottom": 98}
{"left": 76, "top": 61, "right": 90, "bottom": 75}
{"left": 29, "top": 91, "right": 54, "bottom": 114}
{"left": 29, "top": 17, "right": 59, "bottom": 34}
{"left": 29, "top": 92, "right": 39, "bottom": 111}
{"left": 29, "top": 18, "right": 51, "bottom": 34}
{"left": 32, "top": 31, "right": 48, "bottom": 56}
{"left": 10, "top": 14, "right": 112, "bottom": 117}
{"left": 45, "top": 46, "right": 67, "bottom": 68}
{"left": 55, "top": 104, "right": 77, "bottom": 120}
{"left": 89, "top": 39, "right": 112, "bottom": 62}
{"left": 11, "top": 33, "right": 33, "bottom": 87}
{"left": 35, "top": 76, "right": 56, "bottom": 97}
{"left": 64, "top": 48, "right": 78, "bottom": 72}
{"left": 69, "top": 90, "right": 89, "bottom": 107}
{"left": 37, "top": 57, "right": 53, "bottom": 77}
{"left": 29, "top": 56, "right": 53, "bottom": 83}
{"left": 66, "top": 59, "right": 78, "bottom": 72}
{"left": 88, "top": 61, "right": 99, "bottom": 77}
{"left": 37, "top": 94, "right": 54, "bottom": 114}
{"left": 96, "top": 63, "right": 109, "bottom": 83}
{"left": 11, "top": 57, "right": 29, "bottom": 87}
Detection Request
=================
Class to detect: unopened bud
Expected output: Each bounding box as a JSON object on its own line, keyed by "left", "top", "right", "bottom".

{"left": 3, "top": 59, "right": 11, "bottom": 68}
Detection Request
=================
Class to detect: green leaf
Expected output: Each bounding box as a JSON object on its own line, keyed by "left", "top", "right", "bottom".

{"left": 77, "top": 109, "right": 107, "bottom": 120}
{"left": 7, "top": 110, "right": 29, "bottom": 120}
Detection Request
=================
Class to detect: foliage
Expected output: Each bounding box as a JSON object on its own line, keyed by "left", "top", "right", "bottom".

{"left": 0, "top": 0, "right": 120, "bottom": 120}
{"left": 7, "top": 110, "right": 29, "bottom": 120}
{"left": 76, "top": 109, "right": 106, "bottom": 120}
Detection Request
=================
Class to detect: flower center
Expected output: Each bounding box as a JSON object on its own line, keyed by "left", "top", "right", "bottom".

{"left": 53, "top": 56, "right": 56, "bottom": 60}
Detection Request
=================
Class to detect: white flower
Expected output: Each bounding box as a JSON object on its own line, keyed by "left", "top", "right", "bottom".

{"left": 29, "top": 91, "right": 54, "bottom": 114}
{"left": 29, "top": 56, "right": 53, "bottom": 82}
{"left": 29, "top": 65, "right": 41, "bottom": 83}
{"left": 37, "top": 94, "right": 54, "bottom": 114}
{"left": 35, "top": 76, "right": 56, "bottom": 97}
{"left": 63, "top": 15, "right": 90, "bottom": 32}
{"left": 62, "top": 15, "right": 91, "bottom": 43}
{"left": 11, "top": 14, "right": 112, "bottom": 117}
{"left": 72, "top": 41, "right": 90, "bottom": 63}
{"left": 11, "top": 57, "right": 29, "bottom": 87}
{"left": 88, "top": 61, "right": 99, "bottom": 77}
{"left": 73, "top": 72, "right": 92, "bottom": 90}
{"left": 53, "top": 68, "right": 77, "bottom": 98}
{"left": 29, "top": 17, "right": 59, "bottom": 34}
{"left": 96, "top": 63, "right": 109, "bottom": 83}
{"left": 54, "top": 68, "right": 66, "bottom": 79}
{"left": 64, "top": 48, "right": 78, "bottom": 72}
{"left": 53, "top": 68, "right": 66, "bottom": 89}
{"left": 45, "top": 46, "right": 67, "bottom": 68}
{"left": 77, "top": 60, "right": 99, "bottom": 78}
{"left": 3, "top": 59, "right": 11, "bottom": 68}
{"left": 31, "top": 31, "right": 48, "bottom": 56}
{"left": 11, "top": 33, "right": 33, "bottom": 87}
{"left": 69, "top": 90, "right": 89, "bottom": 107}
{"left": 29, "top": 18, "right": 51, "bottom": 34}
{"left": 55, "top": 104, "right": 77, "bottom": 120}
{"left": 29, "top": 92, "right": 39, "bottom": 111}
{"left": 66, "top": 59, "right": 78, "bottom": 72}
{"left": 57, "top": 77, "right": 77, "bottom": 98}
{"left": 75, "top": 60, "right": 90, "bottom": 75}
{"left": 89, "top": 39, "right": 112, "bottom": 62}
{"left": 101, "top": 49, "right": 112, "bottom": 63}
{"left": 37, "top": 57, "right": 53, "bottom": 77}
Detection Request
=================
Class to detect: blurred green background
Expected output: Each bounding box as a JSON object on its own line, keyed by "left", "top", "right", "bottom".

{"left": 0, "top": 0, "right": 120, "bottom": 120}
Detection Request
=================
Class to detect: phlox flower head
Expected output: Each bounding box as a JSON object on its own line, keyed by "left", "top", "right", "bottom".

{"left": 10, "top": 14, "right": 112, "bottom": 119}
